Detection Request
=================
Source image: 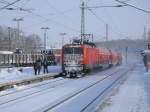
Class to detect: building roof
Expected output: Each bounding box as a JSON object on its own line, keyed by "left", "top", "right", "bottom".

{"left": 0, "top": 51, "right": 13, "bottom": 54}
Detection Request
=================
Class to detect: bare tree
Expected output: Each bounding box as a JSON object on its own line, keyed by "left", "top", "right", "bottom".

{"left": 0, "top": 25, "right": 42, "bottom": 52}
{"left": 24, "top": 34, "right": 42, "bottom": 52}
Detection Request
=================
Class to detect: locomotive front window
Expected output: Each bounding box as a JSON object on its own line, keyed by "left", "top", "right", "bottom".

{"left": 64, "top": 47, "right": 83, "bottom": 54}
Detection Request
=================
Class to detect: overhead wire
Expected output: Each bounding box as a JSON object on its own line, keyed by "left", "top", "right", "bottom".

{"left": 102, "top": 8, "right": 127, "bottom": 38}
{"left": 26, "top": 1, "right": 80, "bottom": 33}
{"left": 45, "top": 0, "right": 78, "bottom": 25}
{"left": 116, "top": 0, "right": 150, "bottom": 14}
{"left": 28, "top": 12, "right": 80, "bottom": 33}
{"left": 83, "top": 0, "right": 150, "bottom": 39}
{"left": 85, "top": 0, "right": 129, "bottom": 39}
{"left": 0, "top": 0, "right": 21, "bottom": 11}
{"left": 115, "top": 0, "right": 150, "bottom": 38}
{"left": 80, "top": 0, "right": 114, "bottom": 40}
{"left": 0, "top": 0, "right": 8, "bottom": 4}
{"left": 20, "top": 0, "right": 32, "bottom": 7}
{"left": 87, "top": 8, "right": 107, "bottom": 25}
{"left": 80, "top": 1, "right": 107, "bottom": 37}
{"left": 1, "top": 0, "right": 32, "bottom": 13}
{"left": 85, "top": 3, "right": 108, "bottom": 39}
{"left": 0, "top": 0, "right": 133, "bottom": 39}
{"left": 0, "top": 0, "right": 80, "bottom": 33}
{"left": 46, "top": 0, "right": 76, "bottom": 16}
{"left": 23, "top": 10, "right": 80, "bottom": 33}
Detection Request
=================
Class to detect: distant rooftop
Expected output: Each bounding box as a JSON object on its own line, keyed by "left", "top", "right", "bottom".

{"left": 0, "top": 51, "right": 13, "bottom": 54}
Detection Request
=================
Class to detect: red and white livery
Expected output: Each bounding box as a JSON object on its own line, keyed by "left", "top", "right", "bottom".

{"left": 61, "top": 41, "right": 122, "bottom": 77}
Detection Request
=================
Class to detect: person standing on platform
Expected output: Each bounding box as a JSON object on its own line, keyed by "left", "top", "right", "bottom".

{"left": 33, "top": 61, "right": 38, "bottom": 75}
{"left": 43, "top": 58, "right": 48, "bottom": 74}
{"left": 143, "top": 54, "right": 149, "bottom": 72}
{"left": 36, "top": 58, "right": 42, "bottom": 75}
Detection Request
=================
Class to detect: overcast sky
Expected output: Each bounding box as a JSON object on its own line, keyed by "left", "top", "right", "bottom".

{"left": 0, "top": 0, "right": 150, "bottom": 48}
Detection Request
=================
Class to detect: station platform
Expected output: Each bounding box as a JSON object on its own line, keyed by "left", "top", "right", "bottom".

{"left": 97, "top": 63, "right": 150, "bottom": 112}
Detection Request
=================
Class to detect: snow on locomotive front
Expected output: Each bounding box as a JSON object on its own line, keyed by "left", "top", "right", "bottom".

{"left": 62, "top": 44, "right": 84, "bottom": 77}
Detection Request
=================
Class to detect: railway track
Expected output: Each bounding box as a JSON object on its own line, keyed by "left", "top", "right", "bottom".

{"left": 51, "top": 65, "right": 135, "bottom": 112}
{"left": 0, "top": 66, "right": 119, "bottom": 106}
{"left": 79, "top": 69, "right": 133, "bottom": 112}
{"left": 0, "top": 65, "right": 135, "bottom": 112}
{"left": 43, "top": 66, "right": 134, "bottom": 112}
{"left": 0, "top": 78, "right": 72, "bottom": 106}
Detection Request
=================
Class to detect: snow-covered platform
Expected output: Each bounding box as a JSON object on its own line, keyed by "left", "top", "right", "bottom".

{"left": 97, "top": 63, "right": 150, "bottom": 112}
{"left": 0, "top": 65, "right": 61, "bottom": 85}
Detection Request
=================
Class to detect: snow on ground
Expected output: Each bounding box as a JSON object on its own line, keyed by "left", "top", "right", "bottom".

{"left": 97, "top": 63, "right": 150, "bottom": 112}
{"left": 0, "top": 65, "right": 61, "bottom": 84}
{"left": 0, "top": 66, "right": 127, "bottom": 112}
{"left": 143, "top": 71, "right": 150, "bottom": 108}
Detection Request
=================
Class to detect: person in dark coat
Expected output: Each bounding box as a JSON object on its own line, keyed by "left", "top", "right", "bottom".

{"left": 33, "top": 61, "right": 38, "bottom": 75}
{"left": 36, "top": 58, "right": 42, "bottom": 75}
{"left": 43, "top": 58, "right": 48, "bottom": 74}
{"left": 143, "top": 55, "right": 149, "bottom": 72}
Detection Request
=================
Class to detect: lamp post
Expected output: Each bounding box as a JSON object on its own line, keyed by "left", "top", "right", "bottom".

{"left": 41, "top": 27, "right": 50, "bottom": 50}
{"left": 125, "top": 46, "right": 128, "bottom": 64}
{"left": 105, "top": 24, "right": 108, "bottom": 41}
{"left": 8, "top": 27, "right": 11, "bottom": 51}
{"left": 13, "top": 18, "right": 23, "bottom": 49}
{"left": 60, "top": 33, "right": 67, "bottom": 47}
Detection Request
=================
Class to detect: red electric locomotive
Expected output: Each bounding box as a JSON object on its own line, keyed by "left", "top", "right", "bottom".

{"left": 61, "top": 40, "right": 122, "bottom": 77}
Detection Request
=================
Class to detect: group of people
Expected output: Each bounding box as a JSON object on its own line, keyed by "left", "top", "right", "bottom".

{"left": 33, "top": 58, "right": 49, "bottom": 75}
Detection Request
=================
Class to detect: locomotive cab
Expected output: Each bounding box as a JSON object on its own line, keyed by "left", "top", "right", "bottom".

{"left": 62, "top": 45, "right": 84, "bottom": 77}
